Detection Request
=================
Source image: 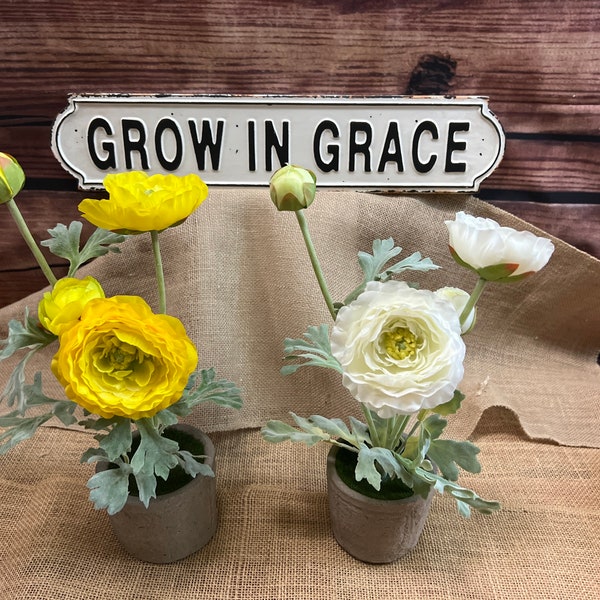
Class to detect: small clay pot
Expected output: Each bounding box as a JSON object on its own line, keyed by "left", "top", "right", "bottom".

{"left": 97, "top": 424, "right": 217, "bottom": 563}
{"left": 327, "top": 445, "right": 433, "bottom": 563}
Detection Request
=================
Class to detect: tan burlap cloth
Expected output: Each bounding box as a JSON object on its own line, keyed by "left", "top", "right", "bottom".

{"left": 0, "top": 191, "right": 598, "bottom": 599}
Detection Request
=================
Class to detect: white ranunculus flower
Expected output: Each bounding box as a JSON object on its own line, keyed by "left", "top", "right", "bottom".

{"left": 330, "top": 280, "right": 466, "bottom": 418}
{"left": 445, "top": 211, "right": 555, "bottom": 281}
{"left": 435, "top": 286, "right": 476, "bottom": 334}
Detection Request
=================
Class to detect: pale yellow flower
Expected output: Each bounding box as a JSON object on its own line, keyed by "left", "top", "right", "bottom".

{"left": 269, "top": 165, "right": 316, "bottom": 211}
{"left": 435, "top": 287, "right": 476, "bottom": 334}
{"left": 78, "top": 171, "right": 208, "bottom": 234}
{"left": 330, "top": 280, "right": 465, "bottom": 417}
{"left": 38, "top": 276, "right": 105, "bottom": 336}
{"left": 51, "top": 295, "right": 198, "bottom": 419}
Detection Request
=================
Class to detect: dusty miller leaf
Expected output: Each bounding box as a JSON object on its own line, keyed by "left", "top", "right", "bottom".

{"left": 431, "top": 390, "right": 466, "bottom": 416}
{"left": 97, "top": 418, "right": 133, "bottom": 462}
{"left": 426, "top": 439, "right": 482, "bottom": 482}
{"left": 344, "top": 238, "right": 440, "bottom": 304}
{"left": 0, "top": 308, "right": 56, "bottom": 360}
{"left": 260, "top": 418, "right": 330, "bottom": 446}
{"left": 355, "top": 446, "right": 404, "bottom": 490}
{"left": 87, "top": 462, "right": 132, "bottom": 515}
{"left": 130, "top": 419, "right": 179, "bottom": 481}
{"left": 415, "top": 466, "right": 500, "bottom": 516}
{"left": 421, "top": 413, "right": 448, "bottom": 441}
{"left": 41, "top": 222, "right": 128, "bottom": 276}
{"left": 177, "top": 450, "right": 214, "bottom": 478}
{"left": 0, "top": 413, "right": 53, "bottom": 454}
{"left": 174, "top": 368, "right": 243, "bottom": 415}
{"left": 281, "top": 325, "right": 342, "bottom": 375}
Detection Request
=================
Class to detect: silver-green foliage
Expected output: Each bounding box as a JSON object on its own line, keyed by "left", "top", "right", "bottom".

{"left": 261, "top": 408, "right": 499, "bottom": 516}
{"left": 0, "top": 366, "right": 242, "bottom": 515}
{"left": 41, "top": 222, "right": 128, "bottom": 277}
{"left": 343, "top": 237, "right": 440, "bottom": 305}
{"left": 76, "top": 369, "right": 242, "bottom": 515}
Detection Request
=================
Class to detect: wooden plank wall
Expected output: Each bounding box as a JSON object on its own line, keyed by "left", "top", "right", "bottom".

{"left": 1, "top": 0, "right": 598, "bottom": 307}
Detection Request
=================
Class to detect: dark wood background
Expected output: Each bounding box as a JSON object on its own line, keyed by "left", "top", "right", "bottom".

{"left": 1, "top": 0, "right": 598, "bottom": 307}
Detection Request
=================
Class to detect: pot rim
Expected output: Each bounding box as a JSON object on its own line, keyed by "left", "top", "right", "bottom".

{"left": 95, "top": 423, "right": 215, "bottom": 505}
{"left": 327, "top": 444, "right": 433, "bottom": 507}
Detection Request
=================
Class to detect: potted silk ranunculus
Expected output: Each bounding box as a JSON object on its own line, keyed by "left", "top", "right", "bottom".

{"left": 0, "top": 153, "right": 242, "bottom": 563}
{"left": 261, "top": 165, "right": 554, "bottom": 563}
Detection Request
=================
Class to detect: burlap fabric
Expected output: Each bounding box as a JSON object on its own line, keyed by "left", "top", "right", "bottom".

{"left": 0, "top": 191, "right": 599, "bottom": 598}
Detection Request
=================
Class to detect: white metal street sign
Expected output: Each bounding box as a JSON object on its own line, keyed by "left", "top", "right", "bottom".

{"left": 52, "top": 95, "right": 505, "bottom": 191}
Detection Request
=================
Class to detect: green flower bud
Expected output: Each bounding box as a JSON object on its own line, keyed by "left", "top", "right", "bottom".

{"left": 0, "top": 152, "right": 26, "bottom": 204}
{"left": 269, "top": 165, "right": 317, "bottom": 211}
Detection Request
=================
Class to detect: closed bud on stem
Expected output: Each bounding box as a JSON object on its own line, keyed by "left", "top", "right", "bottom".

{"left": 269, "top": 165, "right": 317, "bottom": 211}
{"left": 0, "top": 152, "right": 26, "bottom": 204}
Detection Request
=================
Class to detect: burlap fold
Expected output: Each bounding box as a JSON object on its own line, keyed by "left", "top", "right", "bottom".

{"left": 1, "top": 191, "right": 599, "bottom": 599}
{"left": 1, "top": 190, "right": 598, "bottom": 446}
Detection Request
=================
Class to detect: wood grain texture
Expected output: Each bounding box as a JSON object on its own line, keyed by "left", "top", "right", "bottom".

{"left": 1, "top": 0, "right": 599, "bottom": 193}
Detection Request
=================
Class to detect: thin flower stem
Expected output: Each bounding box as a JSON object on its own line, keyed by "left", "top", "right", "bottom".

{"left": 361, "top": 404, "right": 382, "bottom": 448}
{"left": 381, "top": 416, "right": 395, "bottom": 449}
{"left": 460, "top": 277, "right": 487, "bottom": 327}
{"left": 150, "top": 230, "right": 167, "bottom": 314}
{"left": 404, "top": 417, "right": 422, "bottom": 442}
{"left": 5, "top": 198, "right": 57, "bottom": 286}
{"left": 388, "top": 415, "right": 410, "bottom": 451}
{"left": 295, "top": 210, "right": 337, "bottom": 321}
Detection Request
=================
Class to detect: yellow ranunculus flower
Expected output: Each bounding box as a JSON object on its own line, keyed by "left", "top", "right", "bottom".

{"left": 78, "top": 171, "right": 208, "bottom": 234}
{"left": 38, "top": 276, "right": 105, "bottom": 335}
{"left": 51, "top": 295, "right": 198, "bottom": 420}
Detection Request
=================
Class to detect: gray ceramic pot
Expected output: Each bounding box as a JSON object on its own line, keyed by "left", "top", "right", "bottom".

{"left": 327, "top": 445, "right": 433, "bottom": 563}
{"left": 97, "top": 424, "right": 217, "bottom": 563}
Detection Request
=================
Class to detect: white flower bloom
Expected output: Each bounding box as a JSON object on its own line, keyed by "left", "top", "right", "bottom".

{"left": 330, "top": 280, "right": 466, "bottom": 418}
{"left": 445, "top": 211, "right": 555, "bottom": 281}
{"left": 435, "top": 286, "right": 476, "bottom": 334}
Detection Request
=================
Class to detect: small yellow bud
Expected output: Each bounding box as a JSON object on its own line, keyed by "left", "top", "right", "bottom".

{"left": 38, "top": 276, "right": 105, "bottom": 336}
{"left": 269, "top": 165, "right": 316, "bottom": 211}
{"left": 0, "top": 152, "right": 26, "bottom": 204}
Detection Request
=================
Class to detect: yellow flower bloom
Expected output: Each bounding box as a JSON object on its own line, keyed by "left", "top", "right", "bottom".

{"left": 38, "top": 276, "right": 105, "bottom": 335}
{"left": 78, "top": 172, "right": 208, "bottom": 234}
{"left": 51, "top": 295, "right": 198, "bottom": 420}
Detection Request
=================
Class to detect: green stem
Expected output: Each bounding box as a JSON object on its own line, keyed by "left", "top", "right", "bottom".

{"left": 5, "top": 198, "right": 57, "bottom": 286}
{"left": 403, "top": 417, "right": 422, "bottom": 443}
{"left": 361, "top": 405, "right": 382, "bottom": 448}
{"left": 388, "top": 415, "right": 410, "bottom": 451}
{"left": 295, "top": 210, "right": 337, "bottom": 320}
{"left": 380, "top": 416, "right": 395, "bottom": 449}
{"left": 460, "top": 277, "right": 487, "bottom": 328}
{"left": 150, "top": 230, "right": 167, "bottom": 314}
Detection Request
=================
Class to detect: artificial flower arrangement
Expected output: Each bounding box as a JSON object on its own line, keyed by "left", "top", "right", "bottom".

{"left": 0, "top": 152, "right": 242, "bottom": 515}
{"left": 261, "top": 165, "right": 555, "bottom": 517}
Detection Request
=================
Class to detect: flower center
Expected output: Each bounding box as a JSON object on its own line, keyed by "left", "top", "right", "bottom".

{"left": 95, "top": 336, "right": 153, "bottom": 383}
{"left": 381, "top": 327, "right": 419, "bottom": 360}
